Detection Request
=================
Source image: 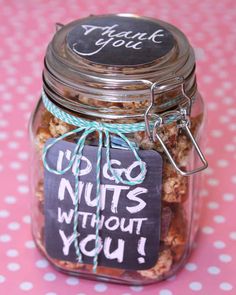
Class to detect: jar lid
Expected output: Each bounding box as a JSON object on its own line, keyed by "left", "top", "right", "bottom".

{"left": 44, "top": 14, "right": 195, "bottom": 109}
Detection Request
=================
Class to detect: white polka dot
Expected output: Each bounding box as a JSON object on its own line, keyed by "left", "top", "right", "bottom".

{"left": 219, "top": 116, "right": 230, "bottom": 123}
{"left": 228, "top": 108, "right": 236, "bottom": 116}
{"left": 18, "top": 185, "right": 29, "bottom": 194}
{"left": 19, "top": 281, "right": 33, "bottom": 291}
{"left": 22, "top": 76, "right": 33, "bottom": 84}
{"left": 17, "top": 152, "right": 29, "bottom": 160}
{"left": 207, "top": 202, "right": 219, "bottom": 210}
{"left": 8, "top": 141, "right": 19, "bottom": 149}
{"left": 213, "top": 215, "right": 226, "bottom": 224}
{"left": 223, "top": 97, "right": 234, "bottom": 105}
{"left": 0, "top": 132, "right": 8, "bottom": 140}
{"left": 229, "top": 232, "right": 236, "bottom": 240}
{"left": 44, "top": 273, "right": 56, "bottom": 282}
{"left": 207, "top": 102, "right": 218, "bottom": 110}
{"left": 2, "top": 104, "right": 12, "bottom": 112}
{"left": 130, "top": 286, "right": 143, "bottom": 292}
{"left": 202, "top": 226, "right": 214, "bottom": 234}
{"left": 189, "top": 282, "right": 202, "bottom": 291}
{"left": 0, "top": 275, "right": 6, "bottom": 283}
{"left": 159, "top": 290, "right": 173, "bottom": 295}
{"left": 199, "top": 189, "right": 208, "bottom": 197}
{"left": 4, "top": 196, "right": 16, "bottom": 204}
{"left": 219, "top": 254, "right": 232, "bottom": 263}
{"left": 14, "top": 130, "right": 25, "bottom": 137}
{"left": 214, "top": 241, "right": 226, "bottom": 249}
{"left": 17, "top": 174, "right": 28, "bottom": 182}
{"left": 0, "top": 209, "right": 10, "bottom": 218}
{"left": 35, "top": 259, "right": 49, "bottom": 268}
{"left": 22, "top": 215, "right": 31, "bottom": 224}
{"left": 0, "top": 119, "right": 8, "bottom": 127}
{"left": 45, "top": 293, "right": 57, "bottom": 295}
{"left": 205, "top": 147, "right": 214, "bottom": 155}
{"left": 203, "top": 167, "right": 213, "bottom": 175}
{"left": 217, "top": 159, "right": 229, "bottom": 167}
{"left": 25, "top": 240, "right": 35, "bottom": 249}
{"left": 223, "top": 193, "right": 235, "bottom": 201}
{"left": 207, "top": 266, "right": 221, "bottom": 275}
{"left": 0, "top": 234, "right": 11, "bottom": 242}
{"left": 211, "top": 130, "right": 222, "bottom": 137}
{"left": 66, "top": 277, "right": 79, "bottom": 285}
{"left": 8, "top": 222, "right": 20, "bottom": 230}
{"left": 225, "top": 144, "right": 235, "bottom": 152}
{"left": 94, "top": 283, "right": 108, "bottom": 292}
{"left": 7, "top": 262, "right": 20, "bottom": 271}
{"left": 231, "top": 175, "right": 236, "bottom": 184}
{"left": 6, "top": 249, "right": 19, "bottom": 257}
{"left": 185, "top": 263, "right": 197, "bottom": 271}
{"left": 219, "top": 282, "right": 233, "bottom": 291}
{"left": 9, "top": 161, "right": 21, "bottom": 170}
{"left": 208, "top": 178, "right": 219, "bottom": 186}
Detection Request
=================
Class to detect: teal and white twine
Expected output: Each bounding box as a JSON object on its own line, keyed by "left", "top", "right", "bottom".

{"left": 42, "top": 90, "right": 149, "bottom": 272}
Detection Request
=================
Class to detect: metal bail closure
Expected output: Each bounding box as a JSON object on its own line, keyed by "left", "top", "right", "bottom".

{"left": 144, "top": 76, "right": 208, "bottom": 176}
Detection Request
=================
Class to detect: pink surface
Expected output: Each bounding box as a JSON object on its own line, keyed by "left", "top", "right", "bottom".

{"left": 0, "top": 0, "right": 236, "bottom": 294}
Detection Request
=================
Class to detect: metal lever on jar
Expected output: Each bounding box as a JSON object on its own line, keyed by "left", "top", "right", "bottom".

{"left": 152, "top": 111, "right": 208, "bottom": 176}
{"left": 144, "top": 76, "right": 191, "bottom": 139}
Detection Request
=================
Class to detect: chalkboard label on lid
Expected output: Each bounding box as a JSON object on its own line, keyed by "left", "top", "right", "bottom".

{"left": 44, "top": 139, "right": 162, "bottom": 270}
{"left": 67, "top": 15, "right": 175, "bottom": 66}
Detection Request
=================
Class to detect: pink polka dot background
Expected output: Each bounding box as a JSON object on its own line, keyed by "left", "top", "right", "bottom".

{"left": 0, "top": 0, "right": 235, "bottom": 294}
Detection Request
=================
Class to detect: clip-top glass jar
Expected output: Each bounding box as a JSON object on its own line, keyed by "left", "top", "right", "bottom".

{"left": 29, "top": 14, "right": 208, "bottom": 285}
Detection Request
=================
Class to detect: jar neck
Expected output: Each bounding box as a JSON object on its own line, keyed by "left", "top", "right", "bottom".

{"left": 42, "top": 63, "right": 197, "bottom": 121}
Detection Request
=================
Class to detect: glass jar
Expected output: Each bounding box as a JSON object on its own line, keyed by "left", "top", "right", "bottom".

{"left": 29, "top": 14, "right": 208, "bottom": 285}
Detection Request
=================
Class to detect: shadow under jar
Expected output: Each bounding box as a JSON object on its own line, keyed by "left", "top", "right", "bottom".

{"left": 29, "top": 14, "right": 208, "bottom": 285}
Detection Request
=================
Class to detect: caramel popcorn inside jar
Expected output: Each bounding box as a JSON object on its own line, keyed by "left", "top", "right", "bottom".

{"left": 29, "top": 14, "right": 208, "bottom": 285}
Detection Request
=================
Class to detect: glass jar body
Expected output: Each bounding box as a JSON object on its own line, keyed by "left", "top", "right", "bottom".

{"left": 29, "top": 90, "right": 205, "bottom": 285}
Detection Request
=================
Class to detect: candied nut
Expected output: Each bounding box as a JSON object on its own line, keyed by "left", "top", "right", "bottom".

{"left": 49, "top": 117, "right": 73, "bottom": 137}
{"left": 134, "top": 131, "right": 156, "bottom": 150}
{"left": 162, "top": 163, "right": 188, "bottom": 203}
{"left": 41, "top": 109, "right": 53, "bottom": 127}
{"left": 138, "top": 249, "right": 173, "bottom": 279}
{"left": 36, "top": 127, "right": 51, "bottom": 151}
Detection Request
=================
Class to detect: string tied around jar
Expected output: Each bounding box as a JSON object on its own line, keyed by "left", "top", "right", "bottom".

{"left": 41, "top": 90, "right": 148, "bottom": 272}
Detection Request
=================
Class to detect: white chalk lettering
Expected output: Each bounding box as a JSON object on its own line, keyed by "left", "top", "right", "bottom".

{"left": 56, "top": 149, "right": 92, "bottom": 177}
{"left": 57, "top": 207, "right": 74, "bottom": 224}
{"left": 72, "top": 23, "right": 165, "bottom": 56}
{"left": 59, "top": 230, "right": 77, "bottom": 256}
{"left": 100, "top": 184, "right": 130, "bottom": 213}
{"left": 103, "top": 237, "right": 124, "bottom": 263}
{"left": 79, "top": 234, "right": 102, "bottom": 257}
{"left": 104, "top": 216, "right": 120, "bottom": 231}
{"left": 58, "top": 178, "right": 84, "bottom": 205}
{"left": 120, "top": 217, "right": 147, "bottom": 234}
{"left": 126, "top": 187, "right": 147, "bottom": 213}
{"left": 103, "top": 159, "right": 146, "bottom": 183}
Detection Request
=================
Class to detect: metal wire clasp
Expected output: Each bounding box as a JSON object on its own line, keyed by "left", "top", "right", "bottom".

{"left": 144, "top": 76, "right": 208, "bottom": 176}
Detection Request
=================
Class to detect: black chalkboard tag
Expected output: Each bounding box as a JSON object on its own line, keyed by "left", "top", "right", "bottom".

{"left": 44, "top": 139, "right": 162, "bottom": 270}
{"left": 66, "top": 15, "right": 174, "bottom": 66}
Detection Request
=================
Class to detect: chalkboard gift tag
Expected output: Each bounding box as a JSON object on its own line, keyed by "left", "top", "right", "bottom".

{"left": 44, "top": 140, "right": 163, "bottom": 270}
{"left": 66, "top": 14, "right": 175, "bottom": 66}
